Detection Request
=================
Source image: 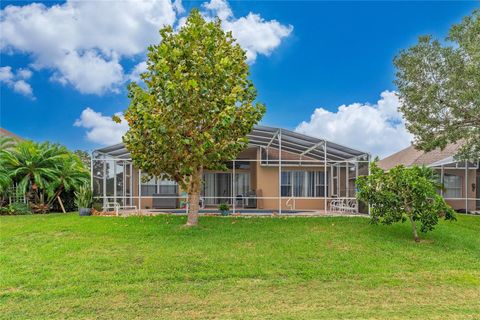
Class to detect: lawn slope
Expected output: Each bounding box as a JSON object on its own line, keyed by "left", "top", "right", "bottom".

{"left": 1, "top": 214, "right": 479, "bottom": 319}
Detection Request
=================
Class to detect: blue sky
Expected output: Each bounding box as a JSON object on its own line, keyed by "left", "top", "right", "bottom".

{"left": 0, "top": 0, "right": 478, "bottom": 157}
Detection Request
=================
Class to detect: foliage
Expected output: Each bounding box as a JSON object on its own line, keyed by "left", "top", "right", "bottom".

{"left": 1, "top": 214, "right": 479, "bottom": 319}
{"left": 356, "top": 162, "right": 456, "bottom": 241}
{"left": 0, "top": 202, "right": 31, "bottom": 215}
{"left": 74, "top": 185, "right": 92, "bottom": 208}
{"left": 92, "top": 198, "right": 104, "bottom": 211}
{"left": 121, "top": 10, "right": 265, "bottom": 226}
{"left": 0, "top": 135, "right": 17, "bottom": 151}
{"left": 218, "top": 203, "right": 229, "bottom": 213}
{"left": 394, "top": 9, "right": 480, "bottom": 159}
{"left": 0, "top": 136, "right": 18, "bottom": 196}
{"left": 45, "top": 152, "right": 90, "bottom": 206}
{"left": 51, "top": 190, "right": 77, "bottom": 213}
{"left": 0, "top": 140, "right": 90, "bottom": 213}
{"left": 73, "top": 150, "right": 91, "bottom": 171}
{"left": 0, "top": 165, "right": 12, "bottom": 196}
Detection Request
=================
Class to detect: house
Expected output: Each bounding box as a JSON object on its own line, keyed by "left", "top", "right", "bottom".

{"left": 92, "top": 125, "right": 370, "bottom": 214}
{"left": 378, "top": 142, "right": 480, "bottom": 213}
{"left": 0, "top": 128, "right": 24, "bottom": 141}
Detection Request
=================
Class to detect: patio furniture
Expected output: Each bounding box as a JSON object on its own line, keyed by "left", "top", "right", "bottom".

{"left": 104, "top": 202, "right": 137, "bottom": 216}
{"left": 329, "top": 198, "right": 357, "bottom": 213}
{"left": 236, "top": 194, "right": 244, "bottom": 208}
{"left": 152, "top": 193, "right": 177, "bottom": 209}
{"left": 244, "top": 191, "right": 257, "bottom": 209}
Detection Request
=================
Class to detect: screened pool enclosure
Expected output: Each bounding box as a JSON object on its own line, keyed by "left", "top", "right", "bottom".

{"left": 91, "top": 126, "right": 370, "bottom": 214}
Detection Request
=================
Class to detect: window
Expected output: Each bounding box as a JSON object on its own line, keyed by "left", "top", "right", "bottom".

{"left": 281, "top": 171, "right": 292, "bottom": 197}
{"left": 141, "top": 174, "right": 178, "bottom": 196}
{"left": 141, "top": 176, "right": 157, "bottom": 196}
{"left": 158, "top": 180, "right": 178, "bottom": 194}
{"left": 444, "top": 174, "right": 462, "bottom": 198}
{"left": 281, "top": 171, "right": 328, "bottom": 197}
{"left": 314, "top": 171, "right": 328, "bottom": 197}
{"left": 292, "top": 171, "right": 305, "bottom": 197}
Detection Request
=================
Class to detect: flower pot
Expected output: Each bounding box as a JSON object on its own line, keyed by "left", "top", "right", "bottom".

{"left": 79, "top": 208, "right": 92, "bottom": 216}
{"left": 220, "top": 210, "right": 229, "bottom": 216}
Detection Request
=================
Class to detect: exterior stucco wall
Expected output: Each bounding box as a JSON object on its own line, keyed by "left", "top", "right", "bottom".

{"left": 127, "top": 147, "right": 356, "bottom": 212}
{"left": 439, "top": 168, "right": 478, "bottom": 211}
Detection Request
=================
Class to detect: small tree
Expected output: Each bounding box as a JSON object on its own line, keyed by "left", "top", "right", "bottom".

{"left": 121, "top": 10, "right": 265, "bottom": 226}
{"left": 356, "top": 163, "right": 456, "bottom": 242}
{"left": 394, "top": 9, "right": 480, "bottom": 159}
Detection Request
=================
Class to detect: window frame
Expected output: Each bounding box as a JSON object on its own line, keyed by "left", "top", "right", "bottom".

{"left": 443, "top": 173, "right": 462, "bottom": 199}
{"left": 281, "top": 170, "right": 327, "bottom": 198}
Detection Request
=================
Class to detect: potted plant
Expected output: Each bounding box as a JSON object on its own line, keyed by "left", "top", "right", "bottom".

{"left": 75, "top": 185, "right": 92, "bottom": 216}
{"left": 218, "top": 203, "right": 230, "bottom": 216}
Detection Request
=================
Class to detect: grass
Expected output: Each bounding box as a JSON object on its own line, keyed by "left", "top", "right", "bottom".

{"left": 1, "top": 213, "right": 479, "bottom": 319}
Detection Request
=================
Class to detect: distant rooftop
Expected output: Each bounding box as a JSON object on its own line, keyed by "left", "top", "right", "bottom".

{"left": 0, "top": 128, "right": 24, "bottom": 141}
{"left": 377, "top": 141, "right": 465, "bottom": 170}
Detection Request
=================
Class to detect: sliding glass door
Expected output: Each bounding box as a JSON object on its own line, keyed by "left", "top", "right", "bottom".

{"left": 202, "top": 172, "right": 250, "bottom": 205}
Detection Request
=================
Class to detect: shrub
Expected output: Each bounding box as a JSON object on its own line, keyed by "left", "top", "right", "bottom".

{"left": 218, "top": 203, "right": 230, "bottom": 216}
{"left": 92, "top": 199, "right": 104, "bottom": 212}
{"left": 0, "top": 202, "right": 32, "bottom": 215}
{"left": 356, "top": 162, "right": 456, "bottom": 242}
{"left": 74, "top": 186, "right": 92, "bottom": 209}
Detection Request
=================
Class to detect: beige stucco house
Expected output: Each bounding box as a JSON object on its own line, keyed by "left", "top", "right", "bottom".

{"left": 378, "top": 142, "right": 480, "bottom": 213}
{"left": 92, "top": 126, "right": 370, "bottom": 214}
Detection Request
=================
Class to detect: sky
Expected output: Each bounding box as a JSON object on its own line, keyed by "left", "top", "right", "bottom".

{"left": 0, "top": 0, "right": 478, "bottom": 157}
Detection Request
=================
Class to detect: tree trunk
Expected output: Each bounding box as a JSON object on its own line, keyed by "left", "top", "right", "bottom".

{"left": 57, "top": 196, "right": 66, "bottom": 213}
{"left": 409, "top": 215, "right": 420, "bottom": 242}
{"left": 185, "top": 167, "right": 203, "bottom": 227}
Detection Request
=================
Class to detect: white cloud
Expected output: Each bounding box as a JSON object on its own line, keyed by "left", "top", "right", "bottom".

{"left": 204, "top": 0, "right": 233, "bottom": 20}
{"left": 295, "top": 91, "right": 413, "bottom": 158}
{"left": 0, "top": 66, "right": 13, "bottom": 82}
{"left": 128, "top": 61, "right": 148, "bottom": 83}
{"left": 17, "top": 68, "right": 32, "bottom": 79}
{"left": 1, "top": 0, "right": 292, "bottom": 94}
{"left": 12, "top": 80, "right": 33, "bottom": 97}
{"left": 49, "top": 50, "right": 124, "bottom": 94}
{"left": 74, "top": 107, "right": 129, "bottom": 145}
{"left": 1, "top": 0, "right": 179, "bottom": 94}
{"left": 0, "top": 66, "right": 35, "bottom": 98}
{"left": 202, "top": 0, "right": 293, "bottom": 63}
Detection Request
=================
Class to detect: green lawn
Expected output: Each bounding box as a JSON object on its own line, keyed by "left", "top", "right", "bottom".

{"left": 1, "top": 214, "right": 479, "bottom": 319}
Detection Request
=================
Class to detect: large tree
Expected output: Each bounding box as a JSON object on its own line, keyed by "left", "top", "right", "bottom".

{"left": 394, "top": 9, "right": 479, "bottom": 159}
{"left": 121, "top": 10, "right": 265, "bottom": 226}
{"left": 356, "top": 163, "right": 455, "bottom": 242}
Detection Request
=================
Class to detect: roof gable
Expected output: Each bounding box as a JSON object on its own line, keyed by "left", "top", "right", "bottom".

{"left": 378, "top": 142, "right": 465, "bottom": 170}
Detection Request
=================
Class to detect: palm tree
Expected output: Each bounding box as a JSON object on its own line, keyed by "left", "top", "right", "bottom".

{"left": 0, "top": 136, "right": 17, "bottom": 202}
{"left": 46, "top": 154, "right": 90, "bottom": 211}
{"left": 0, "top": 136, "right": 17, "bottom": 151}
{"left": 2, "top": 142, "right": 65, "bottom": 209}
{"left": 1, "top": 140, "right": 91, "bottom": 213}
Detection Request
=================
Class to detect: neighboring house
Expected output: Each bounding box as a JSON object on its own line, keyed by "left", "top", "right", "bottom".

{"left": 378, "top": 142, "right": 480, "bottom": 213}
{"left": 92, "top": 125, "right": 370, "bottom": 214}
{"left": 0, "top": 127, "right": 24, "bottom": 142}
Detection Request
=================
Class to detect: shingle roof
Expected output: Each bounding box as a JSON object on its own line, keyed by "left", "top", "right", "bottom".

{"left": 0, "top": 128, "right": 23, "bottom": 141}
{"left": 377, "top": 142, "right": 465, "bottom": 170}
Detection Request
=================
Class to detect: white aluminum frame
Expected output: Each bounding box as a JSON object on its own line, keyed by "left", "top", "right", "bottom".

{"left": 91, "top": 125, "right": 372, "bottom": 215}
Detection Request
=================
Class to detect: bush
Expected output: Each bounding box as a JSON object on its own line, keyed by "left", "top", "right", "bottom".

{"left": 74, "top": 185, "right": 92, "bottom": 209}
{"left": 51, "top": 190, "right": 77, "bottom": 212}
{"left": 356, "top": 163, "right": 455, "bottom": 242}
{"left": 92, "top": 199, "right": 104, "bottom": 212}
{"left": 0, "top": 202, "right": 32, "bottom": 215}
